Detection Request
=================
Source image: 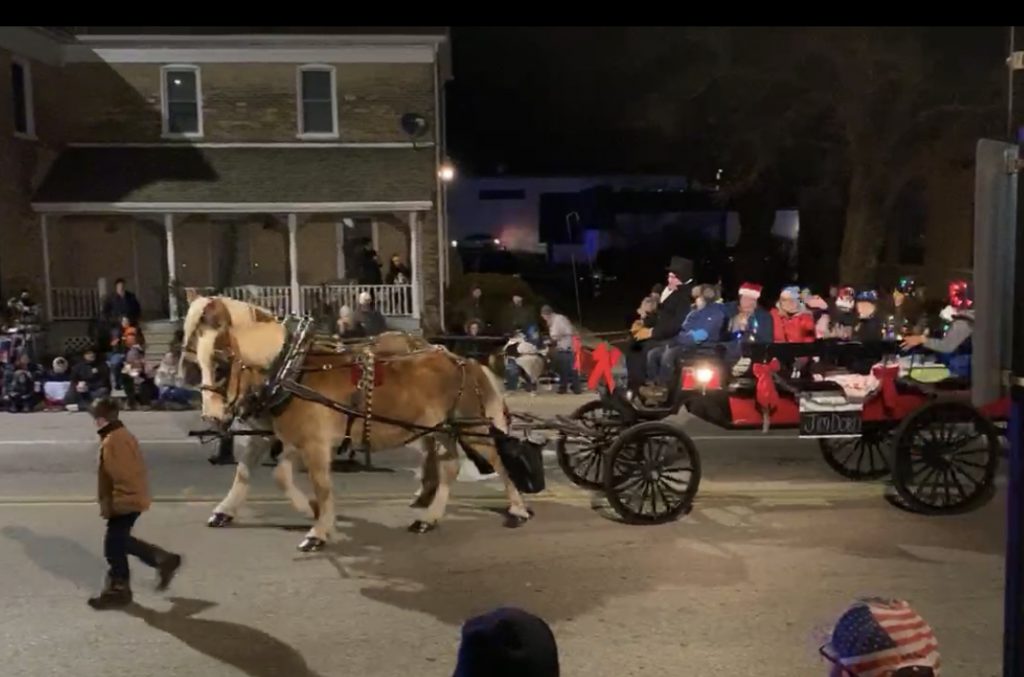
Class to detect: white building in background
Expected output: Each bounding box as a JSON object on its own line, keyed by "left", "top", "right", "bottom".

{"left": 446, "top": 174, "right": 753, "bottom": 264}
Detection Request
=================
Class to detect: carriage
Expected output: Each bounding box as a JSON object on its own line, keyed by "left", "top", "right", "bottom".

{"left": 553, "top": 339, "right": 1007, "bottom": 524}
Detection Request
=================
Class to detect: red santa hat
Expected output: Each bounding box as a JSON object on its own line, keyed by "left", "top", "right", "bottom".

{"left": 738, "top": 282, "right": 762, "bottom": 300}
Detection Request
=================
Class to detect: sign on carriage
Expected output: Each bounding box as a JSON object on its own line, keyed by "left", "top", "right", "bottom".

{"left": 798, "top": 393, "right": 863, "bottom": 438}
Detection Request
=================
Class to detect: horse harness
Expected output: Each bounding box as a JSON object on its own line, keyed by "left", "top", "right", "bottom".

{"left": 214, "top": 318, "right": 494, "bottom": 453}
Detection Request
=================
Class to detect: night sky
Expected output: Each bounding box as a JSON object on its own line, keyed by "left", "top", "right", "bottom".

{"left": 446, "top": 26, "right": 1013, "bottom": 179}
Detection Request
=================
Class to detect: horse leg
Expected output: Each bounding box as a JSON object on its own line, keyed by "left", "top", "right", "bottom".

{"left": 273, "top": 446, "right": 316, "bottom": 520}
{"left": 208, "top": 435, "right": 267, "bottom": 527}
{"left": 478, "top": 436, "right": 533, "bottom": 528}
{"left": 298, "top": 444, "right": 335, "bottom": 552}
{"left": 410, "top": 436, "right": 441, "bottom": 509}
{"left": 409, "top": 434, "right": 460, "bottom": 534}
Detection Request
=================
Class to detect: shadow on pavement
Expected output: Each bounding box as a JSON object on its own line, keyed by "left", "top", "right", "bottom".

{"left": 2, "top": 525, "right": 104, "bottom": 588}
{"left": 124, "top": 598, "right": 325, "bottom": 677}
{"left": 2, "top": 526, "right": 322, "bottom": 677}
{"left": 295, "top": 502, "right": 750, "bottom": 626}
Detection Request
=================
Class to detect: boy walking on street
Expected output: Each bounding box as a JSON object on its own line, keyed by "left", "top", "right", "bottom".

{"left": 88, "top": 397, "right": 182, "bottom": 609}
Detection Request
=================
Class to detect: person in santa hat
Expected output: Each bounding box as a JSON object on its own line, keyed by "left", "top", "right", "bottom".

{"left": 722, "top": 282, "right": 773, "bottom": 357}
{"left": 771, "top": 286, "right": 816, "bottom": 343}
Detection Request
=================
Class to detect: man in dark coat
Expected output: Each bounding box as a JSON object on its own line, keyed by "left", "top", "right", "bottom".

{"left": 625, "top": 256, "right": 693, "bottom": 390}
{"left": 101, "top": 279, "right": 141, "bottom": 326}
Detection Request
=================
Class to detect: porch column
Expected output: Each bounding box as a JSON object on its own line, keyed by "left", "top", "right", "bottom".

{"left": 334, "top": 221, "right": 346, "bottom": 280}
{"left": 164, "top": 213, "right": 178, "bottom": 320}
{"left": 130, "top": 220, "right": 141, "bottom": 299}
{"left": 409, "top": 211, "right": 422, "bottom": 320}
{"left": 40, "top": 214, "right": 52, "bottom": 321}
{"left": 287, "top": 213, "right": 300, "bottom": 315}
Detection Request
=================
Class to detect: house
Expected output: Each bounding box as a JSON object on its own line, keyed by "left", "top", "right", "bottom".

{"left": 0, "top": 26, "right": 451, "bottom": 353}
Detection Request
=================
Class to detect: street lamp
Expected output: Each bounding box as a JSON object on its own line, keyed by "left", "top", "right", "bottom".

{"left": 438, "top": 162, "right": 455, "bottom": 182}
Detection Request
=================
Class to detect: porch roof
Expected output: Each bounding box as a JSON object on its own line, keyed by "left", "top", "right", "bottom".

{"left": 32, "top": 146, "right": 436, "bottom": 213}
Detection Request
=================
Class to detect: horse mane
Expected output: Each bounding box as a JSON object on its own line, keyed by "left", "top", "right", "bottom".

{"left": 181, "top": 295, "right": 277, "bottom": 357}
{"left": 229, "top": 321, "right": 289, "bottom": 369}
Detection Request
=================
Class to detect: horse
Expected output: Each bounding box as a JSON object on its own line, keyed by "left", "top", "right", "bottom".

{"left": 187, "top": 296, "right": 537, "bottom": 551}
{"left": 179, "top": 296, "right": 433, "bottom": 530}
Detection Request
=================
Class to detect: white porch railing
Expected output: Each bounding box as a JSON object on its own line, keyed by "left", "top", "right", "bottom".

{"left": 51, "top": 287, "right": 101, "bottom": 320}
{"left": 184, "top": 284, "right": 414, "bottom": 318}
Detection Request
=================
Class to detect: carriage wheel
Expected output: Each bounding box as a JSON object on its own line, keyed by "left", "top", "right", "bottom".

{"left": 891, "top": 401, "right": 1000, "bottom": 515}
{"left": 556, "top": 400, "right": 626, "bottom": 490}
{"left": 603, "top": 422, "right": 701, "bottom": 524}
{"left": 819, "top": 426, "right": 893, "bottom": 481}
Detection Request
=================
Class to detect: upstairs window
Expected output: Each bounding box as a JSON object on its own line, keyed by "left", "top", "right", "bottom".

{"left": 161, "top": 66, "right": 202, "bottom": 137}
{"left": 298, "top": 65, "right": 338, "bottom": 137}
{"left": 11, "top": 56, "right": 34, "bottom": 138}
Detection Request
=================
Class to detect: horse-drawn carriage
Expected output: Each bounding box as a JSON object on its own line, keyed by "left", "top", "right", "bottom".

{"left": 554, "top": 339, "right": 1006, "bottom": 524}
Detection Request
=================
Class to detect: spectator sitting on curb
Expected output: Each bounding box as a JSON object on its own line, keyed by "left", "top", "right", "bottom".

{"left": 336, "top": 305, "right": 366, "bottom": 340}
{"left": 108, "top": 316, "right": 145, "bottom": 391}
{"left": 453, "top": 607, "right": 560, "bottom": 677}
{"left": 121, "top": 348, "right": 157, "bottom": 410}
{"left": 3, "top": 352, "right": 43, "bottom": 413}
{"left": 154, "top": 351, "right": 192, "bottom": 410}
{"left": 354, "top": 291, "right": 387, "bottom": 336}
{"left": 42, "top": 356, "right": 72, "bottom": 410}
{"left": 64, "top": 348, "right": 111, "bottom": 412}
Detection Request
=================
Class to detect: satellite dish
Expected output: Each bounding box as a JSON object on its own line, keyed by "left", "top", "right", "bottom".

{"left": 400, "top": 113, "right": 429, "bottom": 146}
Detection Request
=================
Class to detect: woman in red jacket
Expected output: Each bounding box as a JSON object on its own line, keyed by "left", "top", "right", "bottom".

{"left": 771, "top": 286, "right": 816, "bottom": 343}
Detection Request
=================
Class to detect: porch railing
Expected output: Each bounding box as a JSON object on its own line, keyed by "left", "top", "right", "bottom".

{"left": 183, "top": 284, "right": 413, "bottom": 318}
{"left": 50, "top": 287, "right": 101, "bottom": 320}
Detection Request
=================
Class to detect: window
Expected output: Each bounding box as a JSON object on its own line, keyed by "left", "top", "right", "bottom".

{"left": 479, "top": 189, "right": 526, "bottom": 201}
{"left": 297, "top": 66, "right": 338, "bottom": 137}
{"left": 10, "top": 57, "right": 34, "bottom": 138}
{"left": 161, "top": 66, "right": 202, "bottom": 137}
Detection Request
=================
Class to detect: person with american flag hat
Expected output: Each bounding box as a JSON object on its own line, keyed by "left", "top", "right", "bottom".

{"left": 820, "top": 597, "right": 940, "bottom": 676}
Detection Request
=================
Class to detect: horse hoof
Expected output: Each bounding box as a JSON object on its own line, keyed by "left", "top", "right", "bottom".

{"left": 503, "top": 511, "right": 531, "bottom": 529}
{"left": 308, "top": 499, "right": 321, "bottom": 520}
{"left": 297, "top": 536, "right": 326, "bottom": 552}
{"left": 207, "top": 513, "right": 234, "bottom": 528}
{"left": 407, "top": 520, "right": 437, "bottom": 534}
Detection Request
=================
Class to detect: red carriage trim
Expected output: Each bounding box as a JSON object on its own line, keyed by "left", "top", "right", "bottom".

{"left": 350, "top": 365, "right": 384, "bottom": 387}
{"left": 871, "top": 364, "right": 900, "bottom": 413}
{"left": 586, "top": 342, "right": 623, "bottom": 392}
{"left": 753, "top": 358, "right": 781, "bottom": 413}
{"left": 572, "top": 335, "right": 583, "bottom": 372}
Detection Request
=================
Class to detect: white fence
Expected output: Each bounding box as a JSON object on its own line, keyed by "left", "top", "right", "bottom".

{"left": 51, "top": 287, "right": 101, "bottom": 320}
{"left": 184, "top": 284, "right": 413, "bottom": 318}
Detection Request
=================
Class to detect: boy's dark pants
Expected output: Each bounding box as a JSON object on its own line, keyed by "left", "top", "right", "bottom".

{"left": 105, "top": 512, "right": 161, "bottom": 581}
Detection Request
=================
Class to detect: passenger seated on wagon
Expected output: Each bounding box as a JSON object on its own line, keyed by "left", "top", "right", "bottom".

{"left": 771, "top": 286, "right": 816, "bottom": 343}
{"left": 851, "top": 289, "right": 884, "bottom": 342}
{"left": 818, "top": 286, "right": 857, "bottom": 339}
{"left": 901, "top": 280, "right": 974, "bottom": 380}
{"left": 642, "top": 283, "right": 725, "bottom": 400}
{"left": 722, "top": 282, "right": 773, "bottom": 360}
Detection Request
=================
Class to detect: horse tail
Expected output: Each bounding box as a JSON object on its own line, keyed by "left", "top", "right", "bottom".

{"left": 477, "top": 362, "right": 510, "bottom": 434}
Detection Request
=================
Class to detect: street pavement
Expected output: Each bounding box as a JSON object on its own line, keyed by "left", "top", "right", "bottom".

{"left": 0, "top": 392, "right": 1006, "bottom": 676}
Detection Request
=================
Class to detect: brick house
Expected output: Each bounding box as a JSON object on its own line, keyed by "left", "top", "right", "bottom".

{"left": 0, "top": 27, "right": 451, "bottom": 349}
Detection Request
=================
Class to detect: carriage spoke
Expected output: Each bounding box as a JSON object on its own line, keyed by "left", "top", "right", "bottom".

{"left": 910, "top": 466, "right": 938, "bottom": 500}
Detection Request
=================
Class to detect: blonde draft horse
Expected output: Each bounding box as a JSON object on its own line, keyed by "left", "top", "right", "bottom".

{"left": 191, "top": 298, "right": 533, "bottom": 551}
{"left": 179, "top": 296, "right": 431, "bottom": 531}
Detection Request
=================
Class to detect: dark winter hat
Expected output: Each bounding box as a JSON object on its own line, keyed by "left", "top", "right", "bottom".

{"left": 855, "top": 289, "right": 879, "bottom": 303}
{"left": 453, "top": 607, "right": 559, "bottom": 677}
